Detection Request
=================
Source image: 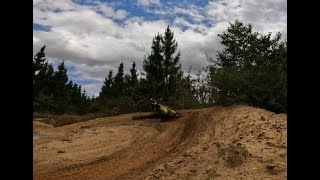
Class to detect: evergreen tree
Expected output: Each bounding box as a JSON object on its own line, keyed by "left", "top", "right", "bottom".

{"left": 143, "top": 33, "right": 165, "bottom": 98}
{"left": 33, "top": 46, "right": 91, "bottom": 114}
{"left": 130, "top": 62, "right": 139, "bottom": 88}
{"left": 208, "top": 20, "right": 287, "bottom": 113}
{"left": 33, "top": 45, "right": 46, "bottom": 79}
{"left": 161, "top": 26, "right": 183, "bottom": 98}
{"left": 33, "top": 45, "right": 47, "bottom": 100}
{"left": 113, "top": 62, "right": 125, "bottom": 97}
{"left": 99, "top": 70, "right": 114, "bottom": 99}
{"left": 142, "top": 26, "right": 183, "bottom": 100}
{"left": 52, "top": 61, "right": 69, "bottom": 113}
{"left": 127, "top": 62, "right": 139, "bottom": 99}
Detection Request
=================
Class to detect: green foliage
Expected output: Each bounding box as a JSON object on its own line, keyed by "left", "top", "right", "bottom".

{"left": 99, "top": 70, "right": 114, "bottom": 100}
{"left": 34, "top": 21, "right": 286, "bottom": 117}
{"left": 33, "top": 45, "right": 46, "bottom": 78}
{"left": 142, "top": 26, "right": 184, "bottom": 101}
{"left": 161, "top": 26, "right": 183, "bottom": 98}
{"left": 207, "top": 20, "right": 287, "bottom": 113}
{"left": 143, "top": 33, "right": 165, "bottom": 98}
{"left": 113, "top": 62, "right": 125, "bottom": 97}
{"left": 33, "top": 46, "right": 91, "bottom": 114}
{"left": 96, "top": 26, "right": 200, "bottom": 114}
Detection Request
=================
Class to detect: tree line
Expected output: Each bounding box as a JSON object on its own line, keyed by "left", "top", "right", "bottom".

{"left": 33, "top": 46, "right": 90, "bottom": 114}
{"left": 33, "top": 20, "right": 287, "bottom": 115}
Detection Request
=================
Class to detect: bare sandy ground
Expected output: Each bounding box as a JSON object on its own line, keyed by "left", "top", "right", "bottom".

{"left": 33, "top": 105, "right": 287, "bottom": 180}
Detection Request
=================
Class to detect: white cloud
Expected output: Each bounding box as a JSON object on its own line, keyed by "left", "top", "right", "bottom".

{"left": 33, "top": 0, "right": 287, "bottom": 97}
{"left": 145, "top": 5, "right": 205, "bottom": 23}
{"left": 92, "top": 3, "right": 128, "bottom": 20}
{"left": 172, "top": 28, "right": 208, "bottom": 71}
{"left": 137, "top": 0, "right": 161, "bottom": 7}
{"left": 173, "top": 17, "right": 209, "bottom": 34}
{"left": 82, "top": 83, "right": 103, "bottom": 98}
{"left": 33, "top": 2, "right": 168, "bottom": 96}
{"left": 147, "top": 9, "right": 168, "bottom": 15}
{"left": 173, "top": 6, "right": 205, "bottom": 22}
{"left": 33, "top": 0, "right": 128, "bottom": 22}
{"left": 205, "top": 0, "right": 287, "bottom": 39}
{"left": 206, "top": 0, "right": 241, "bottom": 22}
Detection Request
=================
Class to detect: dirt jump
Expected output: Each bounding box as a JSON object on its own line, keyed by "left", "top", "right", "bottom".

{"left": 33, "top": 105, "right": 287, "bottom": 180}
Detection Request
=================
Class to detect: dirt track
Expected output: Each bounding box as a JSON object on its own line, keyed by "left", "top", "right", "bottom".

{"left": 33, "top": 105, "right": 287, "bottom": 180}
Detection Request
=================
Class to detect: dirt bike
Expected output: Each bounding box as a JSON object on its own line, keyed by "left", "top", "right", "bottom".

{"left": 150, "top": 98, "right": 181, "bottom": 120}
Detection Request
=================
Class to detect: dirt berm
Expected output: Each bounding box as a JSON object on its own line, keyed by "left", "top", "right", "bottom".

{"left": 33, "top": 104, "right": 287, "bottom": 179}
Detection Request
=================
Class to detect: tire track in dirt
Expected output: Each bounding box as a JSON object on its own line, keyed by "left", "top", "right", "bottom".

{"left": 34, "top": 105, "right": 287, "bottom": 180}
{"left": 34, "top": 110, "right": 202, "bottom": 180}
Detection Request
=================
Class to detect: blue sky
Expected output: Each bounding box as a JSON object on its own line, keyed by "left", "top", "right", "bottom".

{"left": 33, "top": 0, "right": 287, "bottom": 97}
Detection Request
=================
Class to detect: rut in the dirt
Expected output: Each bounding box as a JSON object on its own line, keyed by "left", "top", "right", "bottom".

{"left": 33, "top": 105, "right": 287, "bottom": 180}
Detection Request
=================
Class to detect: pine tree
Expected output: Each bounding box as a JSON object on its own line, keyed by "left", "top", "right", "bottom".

{"left": 143, "top": 33, "right": 165, "bottom": 98}
{"left": 33, "top": 45, "right": 48, "bottom": 100}
{"left": 33, "top": 45, "right": 46, "bottom": 79}
{"left": 100, "top": 70, "right": 114, "bottom": 99}
{"left": 33, "top": 46, "right": 91, "bottom": 114}
{"left": 126, "top": 62, "right": 139, "bottom": 99}
{"left": 52, "top": 61, "right": 69, "bottom": 113}
{"left": 53, "top": 61, "right": 68, "bottom": 97}
{"left": 130, "top": 62, "right": 139, "bottom": 88}
{"left": 161, "top": 26, "right": 183, "bottom": 98}
{"left": 142, "top": 27, "right": 183, "bottom": 100}
{"left": 33, "top": 46, "right": 59, "bottom": 112}
{"left": 113, "top": 62, "right": 125, "bottom": 97}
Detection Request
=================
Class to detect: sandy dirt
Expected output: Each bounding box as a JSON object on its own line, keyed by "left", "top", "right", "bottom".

{"left": 33, "top": 105, "right": 287, "bottom": 180}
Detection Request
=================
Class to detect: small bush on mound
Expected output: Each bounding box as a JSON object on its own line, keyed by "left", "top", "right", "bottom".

{"left": 218, "top": 144, "right": 249, "bottom": 167}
